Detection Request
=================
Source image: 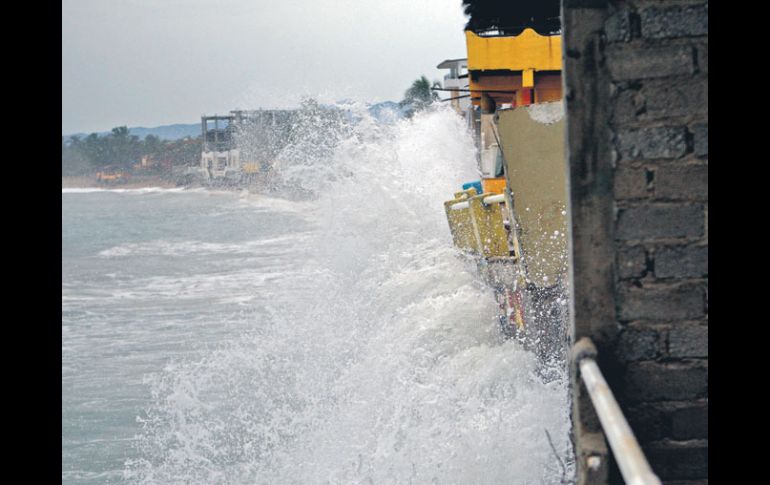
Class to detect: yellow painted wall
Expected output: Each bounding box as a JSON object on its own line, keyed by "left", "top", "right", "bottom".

{"left": 466, "top": 29, "right": 562, "bottom": 73}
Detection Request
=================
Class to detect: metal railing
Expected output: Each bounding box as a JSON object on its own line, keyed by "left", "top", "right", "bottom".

{"left": 448, "top": 193, "right": 505, "bottom": 211}
{"left": 573, "top": 338, "right": 662, "bottom": 485}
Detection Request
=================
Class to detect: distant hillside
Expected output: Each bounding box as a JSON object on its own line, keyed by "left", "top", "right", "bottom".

{"left": 65, "top": 123, "right": 201, "bottom": 142}
{"left": 127, "top": 124, "right": 201, "bottom": 140}
{"left": 367, "top": 101, "right": 409, "bottom": 122}
{"left": 64, "top": 103, "right": 406, "bottom": 142}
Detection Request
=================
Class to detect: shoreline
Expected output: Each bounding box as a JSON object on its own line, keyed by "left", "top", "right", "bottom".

{"left": 62, "top": 175, "right": 178, "bottom": 189}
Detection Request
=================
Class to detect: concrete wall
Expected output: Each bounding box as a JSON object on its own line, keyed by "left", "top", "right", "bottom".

{"left": 562, "top": 0, "right": 707, "bottom": 483}
{"left": 498, "top": 107, "right": 568, "bottom": 287}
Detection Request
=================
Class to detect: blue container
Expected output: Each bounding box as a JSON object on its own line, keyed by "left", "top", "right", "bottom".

{"left": 462, "top": 180, "right": 483, "bottom": 195}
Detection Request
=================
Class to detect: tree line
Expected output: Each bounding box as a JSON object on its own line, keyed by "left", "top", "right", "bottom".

{"left": 62, "top": 126, "right": 201, "bottom": 176}
{"left": 63, "top": 81, "right": 439, "bottom": 177}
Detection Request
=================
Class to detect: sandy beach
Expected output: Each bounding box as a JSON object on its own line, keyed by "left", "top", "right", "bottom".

{"left": 62, "top": 175, "right": 178, "bottom": 189}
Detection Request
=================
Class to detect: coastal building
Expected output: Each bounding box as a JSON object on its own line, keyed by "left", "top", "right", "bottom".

{"left": 445, "top": 0, "right": 708, "bottom": 483}
{"left": 443, "top": 12, "right": 568, "bottom": 367}
{"left": 199, "top": 113, "right": 241, "bottom": 181}
{"left": 194, "top": 109, "right": 296, "bottom": 184}
{"left": 436, "top": 58, "right": 470, "bottom": 115}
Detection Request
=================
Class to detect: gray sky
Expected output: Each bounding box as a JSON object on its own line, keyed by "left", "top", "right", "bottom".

{"left": 62, "top": 0, "right": 468, "bottom": 134}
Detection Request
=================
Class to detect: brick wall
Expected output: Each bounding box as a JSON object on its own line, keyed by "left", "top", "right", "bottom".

{"left": 563, "top": 0, "right": 707, "bottom": 483}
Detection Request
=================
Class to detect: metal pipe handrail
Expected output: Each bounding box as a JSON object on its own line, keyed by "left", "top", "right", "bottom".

{"left": 573, "top": 338, "right": 662, "bottom": 485}
{"left": 483, "top": 193, "right": 505, "bottom": 205}
{"left": 450, "top": 194, "right": 506, "bottom": 211}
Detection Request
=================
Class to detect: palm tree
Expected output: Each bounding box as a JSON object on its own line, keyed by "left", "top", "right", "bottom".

{"left": 400, "top": 76, "right": 441, "bottom": 116}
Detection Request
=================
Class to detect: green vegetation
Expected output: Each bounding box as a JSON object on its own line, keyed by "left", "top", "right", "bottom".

{"left": 61, "top": 127, "right": 201, "bottom": 176}
{"left": 399, "top": 76, "right": 441, "bottom": 117}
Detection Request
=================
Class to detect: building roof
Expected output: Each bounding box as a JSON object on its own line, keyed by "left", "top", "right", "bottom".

{"left": 437, "top": 58, "right": 468, "bottom": 69}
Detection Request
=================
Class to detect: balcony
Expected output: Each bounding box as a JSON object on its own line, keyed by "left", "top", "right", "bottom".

{"left": 465, "top": 28, "right": 561, "bottom": 73}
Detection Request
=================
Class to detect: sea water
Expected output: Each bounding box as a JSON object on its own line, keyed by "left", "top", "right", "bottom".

{"left": 62, "top": 106, "right": 573, "bottom": 484}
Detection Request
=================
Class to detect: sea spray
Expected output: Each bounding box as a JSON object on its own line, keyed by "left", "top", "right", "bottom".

{"left": 122, "top": 104, "right": 574, "bottom": 484}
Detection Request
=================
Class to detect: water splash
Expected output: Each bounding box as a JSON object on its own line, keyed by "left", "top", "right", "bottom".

{"left": 125, "top": 104, "right": 573, "bottom": 484}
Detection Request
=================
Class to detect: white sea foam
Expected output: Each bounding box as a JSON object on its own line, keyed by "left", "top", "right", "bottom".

{"left": 526, "top": 101, "right": 565, "bottom": 125}
{"left": 122, "top": 104, "right": 573, "bottom": 484}
{"left": 98, "top": 234, "right": 312, "bottom": 258}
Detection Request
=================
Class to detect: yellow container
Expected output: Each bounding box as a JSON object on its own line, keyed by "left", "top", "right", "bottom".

{"left": 443, "top": 188, "right": 511, "bottom": 258}
{"left": 242, "top": 163, "right": 261, "bottom": 174}
{"left": 444, "top": 189, "right": 479, "bottom": 253}
{"left": 482, "top": 177, "right": 506, "bottom": 194}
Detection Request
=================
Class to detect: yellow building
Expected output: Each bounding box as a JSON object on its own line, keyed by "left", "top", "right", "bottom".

{"left": 466, "top": 28, "right": 562, "bottom": 108}
{"left": 443, "top": 20, "right": 569, "bottom": 351}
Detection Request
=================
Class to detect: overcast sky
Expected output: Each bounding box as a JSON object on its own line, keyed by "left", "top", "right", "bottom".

{"left": 62, "top": 0, "right": 468, "bottom": 134}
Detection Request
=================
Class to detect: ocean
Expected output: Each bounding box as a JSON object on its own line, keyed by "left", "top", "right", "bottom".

{"left": 62, "top": 107, "right": 573, "bottom": 484}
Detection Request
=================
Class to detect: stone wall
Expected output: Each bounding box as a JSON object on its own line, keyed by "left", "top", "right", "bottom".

{"left": 563, "top": 0, "right": 707, "bottom": 483}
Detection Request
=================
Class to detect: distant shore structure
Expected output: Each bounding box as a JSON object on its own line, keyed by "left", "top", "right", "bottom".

{"left": 191, "top": 109, "right": 295, "bottom": 185}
